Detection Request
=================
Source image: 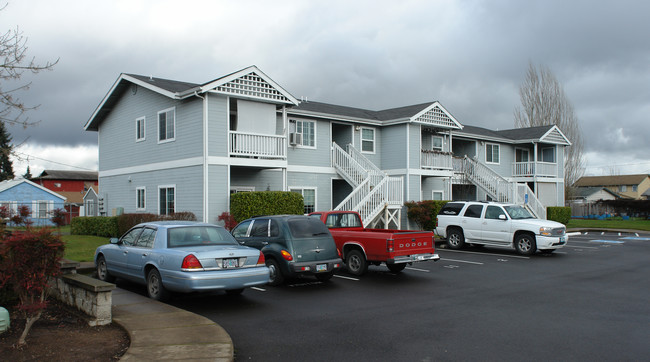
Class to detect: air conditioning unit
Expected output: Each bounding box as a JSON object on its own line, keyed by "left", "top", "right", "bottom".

{"left": 289, "top": 132, "right": 302, "bottom": 146}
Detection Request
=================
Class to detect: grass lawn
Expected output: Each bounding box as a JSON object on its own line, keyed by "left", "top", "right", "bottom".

{"left": 567, "top": 218, "right": 650, "bottom": 232}
{"left": 61, "top": 233, "right": 111, "bottom": 262}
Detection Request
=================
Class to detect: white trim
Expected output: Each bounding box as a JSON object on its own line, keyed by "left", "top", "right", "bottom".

{"left": 431, "top": 135, "right": 443, "bottom": 151}
{"left": 157, "top": 107, "right": 176, "bottom": 144}
{"left": 515, "top": 147, "right": 530, "bottom": 162}
{"left": 158, "top": 184, "right": 176, "bottom": 215}
{"left": 230, "top": 186, "right": 255, "bottom": 193}
{"left": 289, "top": 186, "right": 317, "bottom": 214}
{"left": 432, "top": 190, "right": 444, "bottom": 201}
{"left": 135, "top": 116, "right": 146, "bottom": 142}
{"left": 136, "top": 187, "right": 146, "bottom": 211}
{"left": 410, "top": 101, "right": 464, "bottom": 130}
{"left": 289, "top": 118, "right": 317, "bottom": 149}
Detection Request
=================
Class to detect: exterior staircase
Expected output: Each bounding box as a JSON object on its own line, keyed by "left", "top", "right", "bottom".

{"left": 331, "top": 143, "right": 403, "bottom": 227}
{"left": 454, "top": 156, "right": 546, "bottom": 219}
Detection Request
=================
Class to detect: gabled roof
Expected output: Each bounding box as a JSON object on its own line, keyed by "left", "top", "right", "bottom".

{"left": 0, "top": 178, "right": 67, "bottom": 200}
{"left": 289, "top": 100, "right": 463, "bottom": 129}
{"left": 85, "top": 66, "right": 298, "bottom": 131}
{"left": 574, "top": 186, "right": 623, "bottom": 199}
{"left": 574, "top": 174, "right": 650, "bottom": 187}
{"left": 33, "top": 170, "right": 98, "bottom": 181}
{"left": 455, "top": 124, "right": 571, "bottom": 145}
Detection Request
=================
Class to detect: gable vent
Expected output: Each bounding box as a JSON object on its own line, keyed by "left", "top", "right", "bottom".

{"left": 216, "top": 72, "right": 291, "bottom": 102}
{"left": 415, "top": 105, "right": 460, "bottom": 129}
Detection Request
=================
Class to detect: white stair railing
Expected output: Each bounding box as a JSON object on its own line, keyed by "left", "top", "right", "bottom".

{"left": 515, "top": 184, "right": 546, "bottom": 219}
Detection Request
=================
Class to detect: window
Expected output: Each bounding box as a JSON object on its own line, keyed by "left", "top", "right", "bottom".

{"left": 620, "top": 185, "right": 627, "bottom": 192}
{"left": 85, "top": 200, "right": 96, "bottom": 216}
{"left": 432, "top": 136, "right": 443, "bottom": 151}
{"left": 464, "top": 204, "right": 484, "bottom": 218}
{"left": 250, "top": 219, "right": 269, "bottom": 237}
{"left": 158, "top": 107, "right": 175, "bottom": 142}
{"left": 159, "top": 186, "right": 175, "bottom": 215}
{"left": 515, "top": 148, "right": 530, "bottom": 162}
{"left": 290, "top": 119, "right": 316, "bottom": 147}
{"left": 136, "top": 187, "right": 146, "bottom": 210}
{"left": 37, "top": 201, "right": 49, "bottom": 218}
{"left": 432, "top": 191, "right": 444, "bottom": 200}
{"left": 54, "top": 183, "right": 62, "bottom": 188}
{"left": 120, "top": 227, "right": 143, "bottom": 246}
{"left": 633, "top": 185, "right": 638, "bottom": 192}
{"left": 136, "top": 117, "right": 146, "bottom": 141}
{"left": 361, "top": 127, "right": 375, "bottom": 153}
{"left": 485, "top": 206, "right": 506, "bottom": 220}
{"left": 486, "top": 144, "right": 499, "bottom": 164}
{"left": 290, "top": 188, "right": 316, "bottom": 214}
{"left": 136, "top": 228, "right": 156, "bottom": 248}
{"left": 541, "top": 147, "right": 555, "bottom": 162}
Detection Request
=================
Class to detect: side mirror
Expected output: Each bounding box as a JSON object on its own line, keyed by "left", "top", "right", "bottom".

{"left": 498, "top": 214, "right": 507, "bottom": 221}
{"left": 110, "top": 237, "right": 119, "bottom": 244}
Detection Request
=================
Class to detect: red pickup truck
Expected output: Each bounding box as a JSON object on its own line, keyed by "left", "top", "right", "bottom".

{"left": 310, "top": 210, "right": 439, "bottom": 276}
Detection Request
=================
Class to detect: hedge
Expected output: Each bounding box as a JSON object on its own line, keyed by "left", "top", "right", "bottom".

{"left": 547, "top": 206, "right": 571, "bottom": 225}
{"left": 405, "top": 200, "right": 449, "bottom": 231}
{"left": 71, "top": 211, "right": 196, "bottom": 237}
{"left": 230, "top": 191, "right": 304, "bottom": 222}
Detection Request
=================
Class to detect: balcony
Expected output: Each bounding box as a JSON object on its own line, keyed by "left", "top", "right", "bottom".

{"left": 512, "top": 161, "right": 558, "bottom": 177}
{"left": 229, "top": 131, "right": 286, "bottom": 159}
{"left": 421, "top": 150, "right": 453, "bottom": 170}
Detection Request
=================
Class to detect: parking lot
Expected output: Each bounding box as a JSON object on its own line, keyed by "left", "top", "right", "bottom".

{"left": 163, "top": 231, "right": 650, "bottom": 361}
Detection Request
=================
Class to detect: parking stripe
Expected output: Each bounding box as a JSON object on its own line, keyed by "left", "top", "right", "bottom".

{"left": 251, "top": 287, "right": 266, "bottom": 292}
{"left": 439, "top": 249, "right": 530, "bottom": 259}
{"left": 334, "top": 275, "right": 360, "bottom": 281}
{"left": 442, "top": 258, "right": 484, "bottom": 265}
{"left": 405, "top": 266, "right": 430, "bottom": 272}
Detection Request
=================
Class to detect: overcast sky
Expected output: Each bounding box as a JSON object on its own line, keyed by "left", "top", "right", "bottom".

{"left": 4, "top": 0, "right": 650, "bottom": 177}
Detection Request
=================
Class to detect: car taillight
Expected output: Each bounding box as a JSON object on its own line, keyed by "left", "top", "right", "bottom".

{"left": 182, "top": 254, "right": 203, "bottom": 269}
{"left": 256, "top": 252, "right": 266, "bottom": 265}
{"left": 387, "top": 239, "right": 394, "bottom": 252}
{"left": 281, "top": 250, "right": 293, "bottom": 261}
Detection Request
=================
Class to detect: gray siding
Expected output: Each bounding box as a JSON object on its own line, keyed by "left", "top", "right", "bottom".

{"left": 287, "top": 117, "right": 331, "bottom": 167}
{"left": 287, "top": 171, "right": 333, "bottom": 212}
{"left": 98, "top": 87, "right": 203, "bottom": 171}
{"left": 207, "top": 164, "right": 229, "bottom": 224}
{"left": 207, "top": 94, "right": 229, "bottom": 157}
{"left": 379, "top": 125, "right": 407, "bottom": 170}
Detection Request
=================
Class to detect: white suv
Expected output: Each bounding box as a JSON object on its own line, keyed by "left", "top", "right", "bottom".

{"left": 435, "top": 201, "right": 567, "bottom": 255}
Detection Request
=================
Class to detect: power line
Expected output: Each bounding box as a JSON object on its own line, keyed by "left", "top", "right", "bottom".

{"left": 12, "top": 150, "right": 96, "bottom": 171}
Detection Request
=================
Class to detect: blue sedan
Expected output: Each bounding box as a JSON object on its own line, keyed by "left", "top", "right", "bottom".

{"left": 94, "top": 221, "right": 270, "bottom": 300}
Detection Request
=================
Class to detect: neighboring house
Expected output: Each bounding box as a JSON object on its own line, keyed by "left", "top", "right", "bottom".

{"left": 31, "top": 170, "right": 99, "bottom": 223}
{"left": 574, "top": 174, "right": 650, "bottom": 200}
{"left": 83, "top": 187, "right": 99, "bottom": 217}
{"left": 84, "top": 66, "right": 570, "bottom": 228}
{"left": 572, "top": 187, "right": 623, "bottom": 202}
{"left": 0, "top": 178, "right": 66, "bottom": 226}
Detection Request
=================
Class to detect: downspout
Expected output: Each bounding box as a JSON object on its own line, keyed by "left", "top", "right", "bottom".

{"left": 195, "top": 91, "right": 208, "bottom": 222}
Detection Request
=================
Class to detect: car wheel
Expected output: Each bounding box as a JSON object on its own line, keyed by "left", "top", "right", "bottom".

{"left": 446, "top": 228, "right": 465, "bottom": 250}
{"left": 226, "top": 288, "right": 244, "bottom": 295}
{"left": 515, "top": 233, "right": 537, "bottom": 255}
{"left": 345, "top": 249, "right": 368, "bottom": 276}
{"left": 266, "top": 258, "right": 285, "bottom": 286}
{"left": 386, "top": 263, "right": 407, "bottom": 274}
{"left": 315, "top": 271, "right": 334, "bottom": 282}
{"left": 96, "top": 256, "right": 115, "bottom": 283}
{"left": 147, "top": 268, "right": 170, "bottom": 301}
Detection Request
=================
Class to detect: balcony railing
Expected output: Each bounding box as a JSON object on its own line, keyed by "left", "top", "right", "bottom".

{"left": 421, "top": 150, "right": 453, "bottom": 170}
{"left": 512, "top": 162, "right": 558, "bottom": 177}
{"left": 229, "top": 131, "right": 286, "bottom": 159}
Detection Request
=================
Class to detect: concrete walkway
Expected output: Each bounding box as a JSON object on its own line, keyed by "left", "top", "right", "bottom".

{"left": 111, "top": 288, "right": 234, "bottom": 361}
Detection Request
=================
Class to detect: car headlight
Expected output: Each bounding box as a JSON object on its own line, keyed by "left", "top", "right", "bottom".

{"left": 539, "top": 226, "right": 552, "bottom": 236}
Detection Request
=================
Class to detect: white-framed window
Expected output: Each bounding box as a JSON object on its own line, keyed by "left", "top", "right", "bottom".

{"left": 515, "top": 148, "right": 530, "bottom": 162}
{"left": 432, "top": 190, "right": 444, "bottom": 200}
{"left": 486, "top": 143, "right": 500, "bottom": 164}
{"left": 158, "top": 107, "right": 175, "bottom": 143}
{"left": 136, "top": 187, "right": 146, "bottom": 210}
{"left": 633, "top": 185, "right": 638, "bottom": 192}
{"left": 290, "top": 187, "right": 316, "bottom": 214}
{"left": 541, "top": 146, "right": 555, "bottom": 163}
{"left": 361, "top": 127, "right": 375, "bottom": 153}
{"left": 620, "top": 185, "right": 627, "bottom": 192}
{"left": 431, "top": 136, "right": 443, "bottom": 151}
{"left": 289, "top": 119, "right": 316, "bottom": 148}
{"left": 136, "top": 116, "right": 146, "bottom": 142}
{"left": 85, "top": 200, "right": 96, "bottom": 216}
{"left": 37, "top": 201, "right": 49, "bottom": 219}
{"left": 158, "top": 185, "right": 175, "bottom": 215}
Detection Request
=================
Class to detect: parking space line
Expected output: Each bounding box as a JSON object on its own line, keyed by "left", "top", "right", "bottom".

{"left": 439, "top": 249, "right": 530, "bottom": 259}
{"left": 442, "top": 258, "right": 484, "bottom": 265}
{"left": 334, "top": 275, "right": 360, "bottom": 281}
{"left": 405, "top": 266, "right": 430, "bottom": 272}
{"left": 564, "top": 244, "right": 599, "bottom": 249}
{"left": 251, "top": 287, "right": 266, "bottom": 292}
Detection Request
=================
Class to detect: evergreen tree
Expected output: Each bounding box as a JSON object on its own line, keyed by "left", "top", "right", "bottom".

{"left": 23, "top": 165, "right": 32, "bottom": 179}
{"left": 0, "top": 121, "right": 14, "bottom": 181}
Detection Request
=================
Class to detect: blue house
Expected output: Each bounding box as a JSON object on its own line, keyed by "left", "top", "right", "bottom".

{"left": 85, "top": 66, "right": 570, "bottom": 229}
{"left": 0, "top": 179, "right": 67, "bottom": 226}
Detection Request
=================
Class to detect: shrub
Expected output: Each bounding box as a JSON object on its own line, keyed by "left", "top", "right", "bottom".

{"left": 547, "top": 206, "right": 571, "bottom": 225}
{"left": 51, "top": 208, "right": 67, "bottom": 227}
{"left": 11, "top": 205, "right": 32, "bottom": 227}
{"left": 405, "top": 200, "right": 449, "bottom": 231}
{"left": 71, "top": 216, "right": 119, "bottom": 237}
{"left": 217, "top": 211, "right": 237, "bottom": 230}
{"left": 230, "top": 191, "right": 303, "bottom": 221}
{"left": 0, "top": 228, "right": 65, "bottom": 346}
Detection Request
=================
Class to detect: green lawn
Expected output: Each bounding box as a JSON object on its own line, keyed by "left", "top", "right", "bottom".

{"left": 567, "top": 218, "right": 650, "bottom": 232}
{"left": 61, "top": 234, "right": 111, "bottom": 262}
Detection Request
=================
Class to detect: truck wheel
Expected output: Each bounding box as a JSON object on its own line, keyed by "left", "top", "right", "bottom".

{"left": 515, "top": 233, "right": 537, "bottom": 255}
{"left": 446, "top": 228, "right": 465, "bottom": 250}
{"left": 266, "top": 258, "right": 285, "bottom": 286}
{"left": 386, "top": 263, "right": 407, "bottom": 274}
{"left": 346, "top": 250, "right": 368, "bottom": 276}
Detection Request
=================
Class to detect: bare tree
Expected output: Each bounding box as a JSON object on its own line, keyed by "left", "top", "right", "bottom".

{"left": 514, "top": 62, "right": 585, "bottom": 199}
{"left": 1, "top": 3, "right": 58, "bottom": 128}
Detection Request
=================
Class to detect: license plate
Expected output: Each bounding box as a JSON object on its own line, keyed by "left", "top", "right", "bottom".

{"left": 559, "top": 237, "right": 566, "bottom": 244}
{"left": 316, "top": 264, "right": 327, "bottom": 272}
{"left": 223, "top": 258, "right": 239, "bottom": 268}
